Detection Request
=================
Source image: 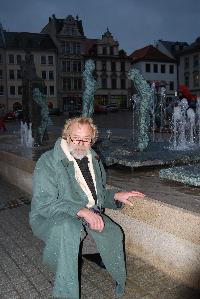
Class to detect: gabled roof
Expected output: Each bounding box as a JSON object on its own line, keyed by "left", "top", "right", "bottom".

{"left": 0, "top": 32, "right": 5, "bottom": 48}
{"left": 129, "top": 45, "right": 176, "bottom": 63}
{"left": 179, "top": 37, "right": 200, "bottom": 55}
{"left": 46, "top": 14, "right": 85, "bottom": 36}
{"left": 158, "top": 40, "right": 189, "bottom": 57}
{"left": 4, "top": 32, "right": 57, "bottom": 50}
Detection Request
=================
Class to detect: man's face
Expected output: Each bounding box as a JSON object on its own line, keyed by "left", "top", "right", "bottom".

{"left": 67, "top": 122, "right": 93, "bottom": 159}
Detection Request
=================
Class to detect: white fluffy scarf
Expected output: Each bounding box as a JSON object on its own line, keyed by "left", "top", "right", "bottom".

{"left": 60, "top": 138, "right": 97, "bottom": 208}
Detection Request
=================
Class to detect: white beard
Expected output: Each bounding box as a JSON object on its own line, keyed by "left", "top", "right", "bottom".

{"left": 69, "top": 148, "right": 89, "bottom": 160}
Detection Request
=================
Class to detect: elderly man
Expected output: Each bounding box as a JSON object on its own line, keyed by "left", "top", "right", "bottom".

{"left": 29, "top": 117, "right": 144, "bottom": 299}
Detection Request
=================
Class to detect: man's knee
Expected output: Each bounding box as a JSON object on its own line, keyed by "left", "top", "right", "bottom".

{"left": 50, "top": 214, "right": 82, "bottom": 236}
{"left": 104, "top": 216, "right": 123, "bottom": 236}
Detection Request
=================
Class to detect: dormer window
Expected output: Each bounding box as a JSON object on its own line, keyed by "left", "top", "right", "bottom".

{"left": 103, "top": 47, "right": 107, "bottom": 55}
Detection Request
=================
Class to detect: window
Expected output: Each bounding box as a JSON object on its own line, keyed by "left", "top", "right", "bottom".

{"left": 63, "top": 78, "right": 71, "bottom": 91}
{"left": 62, "top": 61, "right": 71, "bottom": 72}
{"left": 61, "top": 41, "right": 65, "bottom": 53}
{"left": 66, "top": 27, "right": 72, "bottom": 35}
{"left": 17, "top": 69, "right": 22, "bottom": 79}
{"left": 9, "top": 70, "right": 15, "bottom": 80}
{"left": 111, "top": 61, "right": 116, "bottom": 72}
{"left": 62, "top": 61, "right": 66, "bottom": 72}
{"left": 76, "top": 43, "right": 81, "bottom": 54}
{"left": 74, "top": 78, "right": 82, "bottom": 90}
{"left": 169, "top": 65, "right": 174, "bottom": 74}
{"left": 16, "top": 55, "right": 22, "bottom": 64}
{"left": 49, "top": 86, "right": 55, "bottom": 96}
{"left": 121, "top": 79, "right": 126, "bottom": 89}
{"left": 161, "top": 64, "right": 166, "bottom": 73}
{"left": 9, "top": 54, "right": 14, "bottom": 64}
{"left": 102, "top": 61, "right": 107, "bottom": 71}
{"left": 184, "top": 57, "right": 189, "bottom": 69}
{"left": 73, "top": 60, "right": 81, "bottom": 72}
{"left": 0, "top": 69, "right": 3, "bottom": 79}
{"left": 193, "top": 55, "right": 199, "bottom": 68}
{"left": 42, "top": 71, "right": 46, "bottom": 80}
{"left": 103, "top": 47, "right": 107, "bottom": 55}
{"left": 111, "top": 78, "right": 117, "bottom": 89}
{"left": 184, "top": 73, "right": 189, "bottom": 87}
{"left": 193, "top": 72, "right": 199, "bottom": 87}
{"left": 41, "top": 56, "right": 46, "bottom": 65}
{"left": 44, "top": 86, "right": 47, "bottom": 95}
{"left": 30, "top": 54, "right": 34, "bottom": 63}
{"left": 145, "top": 63, "right": 151, "bottom": 72}
{"left": 18, "top": 86, "right": 22, "bottom": 95}
{"left": 72, "top": 43, "right": 81, "bottom": 54}
{"left": 48, "top": 56, "right": 53, "bottom": 65}
{"left": 67, "top": 61, "right": 71, "bottom": 72}
{"left": 0, "top": 85, "right": 4, "bottom": 95}
{"left": 10, "top": 86, "right": 15, "bottom": 95}
{"left": 169, "top": 81, "right": 174, "bottom": 91}
{"left": 110, "top": 47, "right": 114, "bottom": 55}
{"left": 49, "top": 71, "right": 54, "bottom": 80}
{"left": 121, "top": 62, "right": 125, "bottom": 72}
{"left": 65, "top": 42, "right": 70, "bottom": 54}
{"left": 101, "top": 78, "right": 107, "bottom": 89}
{"left": 153, "top": 64, "right": 158, "bottom": 73}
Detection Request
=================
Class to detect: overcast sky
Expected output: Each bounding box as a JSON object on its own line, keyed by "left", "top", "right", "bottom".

{"left": 1, "top": 0, "right": 200, "bottom": 54}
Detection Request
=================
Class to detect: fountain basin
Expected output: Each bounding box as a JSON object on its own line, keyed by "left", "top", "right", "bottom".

{"left": 98, "top": 139, "right": 200, "bottom": 168}
{"left": 160, "top": 165, "right": 200, "bottom": 187}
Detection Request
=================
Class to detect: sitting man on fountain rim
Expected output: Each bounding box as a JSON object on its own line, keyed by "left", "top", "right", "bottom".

{"left": 29, "top": 116, "right": 145, "bottom": 299}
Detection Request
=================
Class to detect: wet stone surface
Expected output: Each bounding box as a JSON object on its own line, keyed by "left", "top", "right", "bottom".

{"left": 106, "top": 166, "right": 200, "bottom": 214}
{"left": 0, "top": 176, "right": 200, "bottom": 298}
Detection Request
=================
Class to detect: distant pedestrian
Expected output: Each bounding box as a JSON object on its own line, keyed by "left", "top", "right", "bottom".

{"left": 0, "top": 105, "right": 6, "bottom": 132}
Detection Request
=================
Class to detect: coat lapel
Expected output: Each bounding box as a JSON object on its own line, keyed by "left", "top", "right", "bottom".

{"left": 91, "top": 153, "right": 104, "bottom": 204}
{"left": 61, "top": 158, "right": 88, "bottom": 199}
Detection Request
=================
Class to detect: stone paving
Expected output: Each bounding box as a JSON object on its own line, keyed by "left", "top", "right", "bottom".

{"left": 1, "top": 176, "right": 200, "bottom": 299}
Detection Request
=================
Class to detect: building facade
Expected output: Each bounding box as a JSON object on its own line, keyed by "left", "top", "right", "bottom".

{"left": 0, "top": 27, "right": 58, "bottom": 111}
{"left": 85, "top": 29, "right": 132, "bottom": 108}
{"left": 2, "top": 15, "right": 189, "bottom": 113}
{"left": 156, "top": 39, "right": 188, "bottom": 90}
{"left": 41, "top": 14, "right": 86, "bottom": 112}
{"left": 42, "top": 15, "right": 132, "bottom": 110}
{"left": 179, "top": 37, "right": 200, "bottom": 97}
{"left": 129, "top": 45, "right": 177, "bottom": 99}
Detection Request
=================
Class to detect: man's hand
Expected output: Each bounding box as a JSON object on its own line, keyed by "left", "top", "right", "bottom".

{"left": 114, "top": 191, "right": 145, "bottom": 206}
{"left": 77, "top": 208, "right": 104, "bottom": 232}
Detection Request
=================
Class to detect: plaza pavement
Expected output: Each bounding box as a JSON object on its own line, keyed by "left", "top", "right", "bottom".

{"left": 0, "top": 176, "right": 200, "bottom": 299}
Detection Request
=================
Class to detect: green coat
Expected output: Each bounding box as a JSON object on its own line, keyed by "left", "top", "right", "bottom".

{"left": 29, "top": 138, "right": 126, "bottom": 299}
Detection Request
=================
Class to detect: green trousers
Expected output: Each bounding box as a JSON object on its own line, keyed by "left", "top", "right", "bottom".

{"left": 31, "top": 214, "right": 126, "bottom": 299}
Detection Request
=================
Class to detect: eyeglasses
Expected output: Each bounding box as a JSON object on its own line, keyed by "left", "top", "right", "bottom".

{"left": 69, "top": 136, "right": 91, "bottom": 145}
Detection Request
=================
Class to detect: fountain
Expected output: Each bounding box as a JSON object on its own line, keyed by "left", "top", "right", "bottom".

{"left": 96, "top": 67, "right": 200, "bottom": 174}
{"left": 20, "top": 121, "right": 34, "bottom": 148}
{"left": 170, "top": 98, "right": 197, "bottom": 150}
{"left": 82, "top": 59, "right": 98, "bottom": 117}
{"left": 196, "top": 97, "right": 200, "bottom": 145}
{"left": 159, "top": 98, "right": 200, "bottom": 186}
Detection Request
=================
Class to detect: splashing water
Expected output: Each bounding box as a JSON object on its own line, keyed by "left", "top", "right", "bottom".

{"left": 170, "top": 98, "right": 196, "bottom": 150}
